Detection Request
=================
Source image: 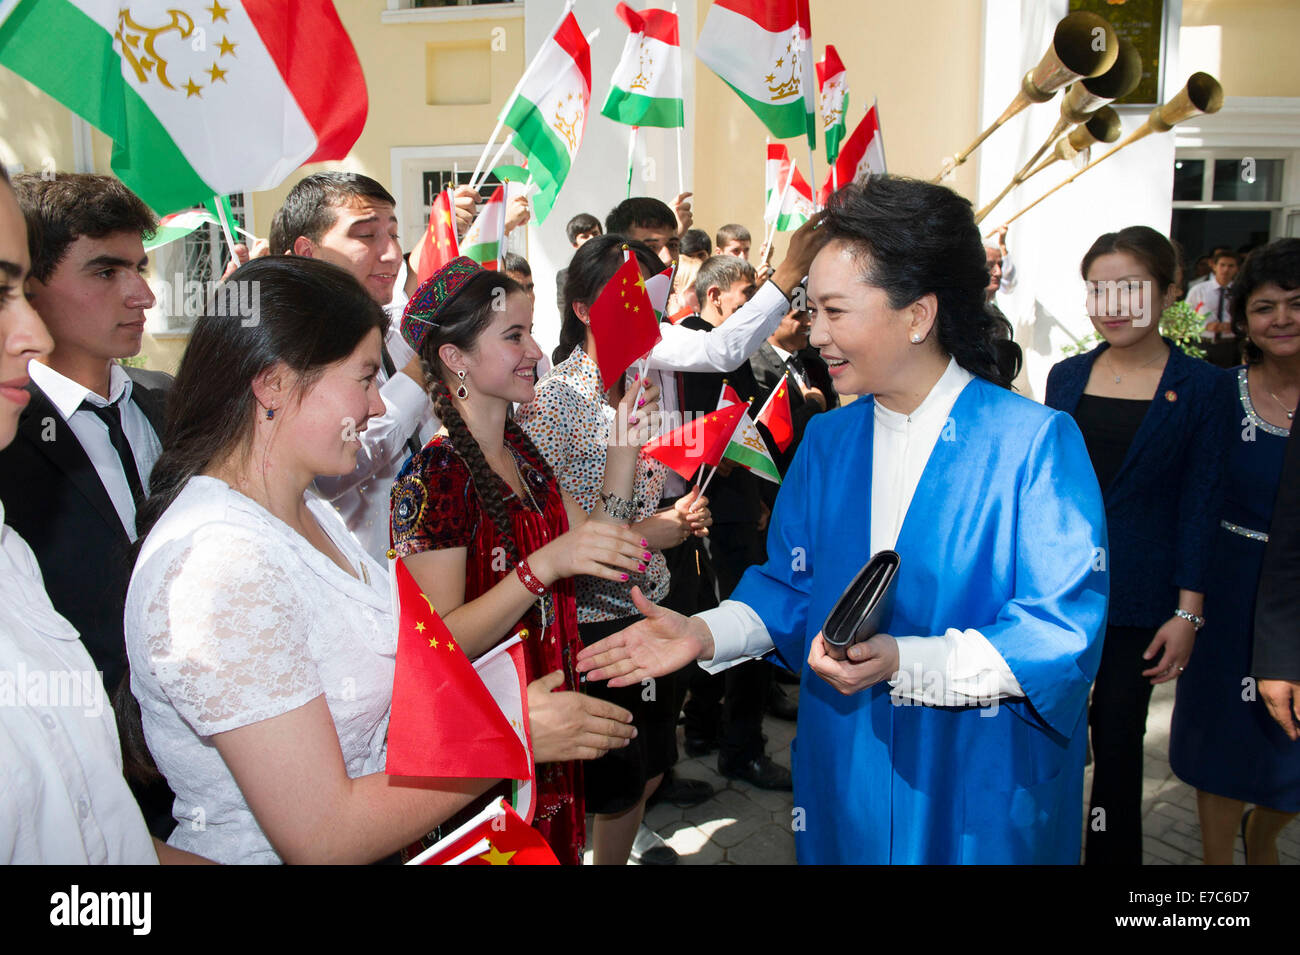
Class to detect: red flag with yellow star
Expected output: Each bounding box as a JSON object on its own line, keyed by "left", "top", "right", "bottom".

{"left": 386, "top": 559, "right": 531, "bottom": 782}
{"left": 406, "top": 797, "right": 559, "bottom": 865}
{"left": 587, "top": 253, "right": 662, "bottom": 391}
{"left": 641, "top": 401, "right": 749, "bottom": 480}
{"left": 416, "top": 187, "right": 462, "bottom": 284}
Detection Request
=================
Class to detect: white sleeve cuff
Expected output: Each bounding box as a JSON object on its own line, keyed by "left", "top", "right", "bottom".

{"left": 888, "top": 629, "right": 1025, "bottom": 706}
{"left": 695, "top": 600, "right": 776, "bottom": 674}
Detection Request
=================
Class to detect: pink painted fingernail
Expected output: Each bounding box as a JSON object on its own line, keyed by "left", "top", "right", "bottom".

{"left": 637, "top": 397, "right": 645, "bottom": 407}
{"left": 621, "top": 573, "right": 629, "bottom": 581}
{"left": 640, "top": 538, "right": 648, "bottom": 546}
{"left": 637, "top": 562, "right": 646, "bottom": 572}
{"left": 642, "top": 550, "right": 652, "bottom": 559}
{"left": 629, "top": 415, "right": 638, "bottom": 425}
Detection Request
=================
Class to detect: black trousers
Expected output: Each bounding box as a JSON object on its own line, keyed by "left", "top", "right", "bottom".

{"left": 1086, "top": 624, "right": 1158, "bottom": 865}
{"left": 683, "top": 521, "right": 771, "bottom": 765}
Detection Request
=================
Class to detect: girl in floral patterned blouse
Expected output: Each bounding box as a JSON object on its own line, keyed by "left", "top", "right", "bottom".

{"left": 390, "top": 257, "right": 658, "bottom": 865}
{"left": 516, "top": 236, "right": 713, "bottom": 865}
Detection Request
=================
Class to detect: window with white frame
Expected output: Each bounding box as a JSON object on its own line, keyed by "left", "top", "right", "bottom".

{"left": 1171, "top": 149, "right": 1291, "bottom": 276}
{"left": 147, "top": 193, "right": 248, "bottom": 336}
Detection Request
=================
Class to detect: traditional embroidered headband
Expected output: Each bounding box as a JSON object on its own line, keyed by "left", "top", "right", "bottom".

{"left": 400, "top": 255, "right": 485, "bottom": 353}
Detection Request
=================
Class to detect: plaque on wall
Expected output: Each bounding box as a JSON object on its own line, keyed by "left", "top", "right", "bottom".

{"left": 1069, "top": 0, "right": 1167, "bottom": 106}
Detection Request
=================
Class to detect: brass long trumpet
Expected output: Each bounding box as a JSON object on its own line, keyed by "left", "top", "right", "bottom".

{"left": 973, "top": 40, "right": 1139, "bottom": 224}
{"left": 975, "top": 107, "right": 1122, "bottom": 224}
{"left": 999, "top": 72, "right": 1225, "bottom": 229}
{"left": 932, "top": 11, "right": 1119, "bottom": 182}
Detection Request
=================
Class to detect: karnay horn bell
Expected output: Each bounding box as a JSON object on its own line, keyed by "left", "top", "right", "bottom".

{"left": 974, "top": 39, "right": 1140, "bottom": 224}
{"left": 999, "top": 72, "right": 1226, "bottom": 229}
{"left": 932, "top": 11, "right": 1119, "bottom": 183}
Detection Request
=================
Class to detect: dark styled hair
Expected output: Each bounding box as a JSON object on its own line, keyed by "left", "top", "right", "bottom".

{"left": 606, "top": 197, "right": 676, "bottom": 235}
{"left": 694, "top": 254, "right": 756, "bottom": 307}
{"left": 821, "top": 175, "right": 1022, "bottom": 389}
{"left": 566, "top": 212, "right": 602, "bottom": 245}
{"left": 681, "top": 228, "right": 711, "bottom": 259}
{"left": 1079, "top": 225, "right": 1178, "bottom": 297}
{"left": 1213, "top": 249, "right": 1241, "bottom": 265}
{"left": 120, "top": 256, "right": 386, "bottom": 782}
{"left": 501, "top": 251, "right": 531, "bottom": 277}
{"left": 715, "top": 223, "right": 751, "bottom": 248}
{"left": 1230, "top": 238, "right": 1300, "bottom": 365}
{"left": 411, "top": 270, "right": 549, "bottom": 567}
{"left": 12, "top": 173, "right": 156, "bottom": 282}
{"left": 554, "top": 234, "right": 663, "bottom": 366}
{"left": 268, "top": 172, "right": 395, "bottom": 255}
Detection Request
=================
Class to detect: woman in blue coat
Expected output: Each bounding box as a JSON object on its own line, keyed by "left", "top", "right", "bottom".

{"left": 577, "top": 176, "right": 1109, "bottom": 864}
{"left": 1045, "top": 226, "right": 1235, "bottom": 865}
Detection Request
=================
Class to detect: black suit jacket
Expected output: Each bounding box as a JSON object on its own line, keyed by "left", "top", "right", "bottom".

{"left": 1045, "top": 341, "right": 1235, "bottom": 628}
{"left": 1255, "top": 426, "right": 1300, "bottom": 680}
{"left": 0, "top": 366, "right": 170, "bottom": 692}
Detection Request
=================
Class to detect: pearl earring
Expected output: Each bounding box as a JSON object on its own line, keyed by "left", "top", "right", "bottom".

{"left": 911, "top": 334, "right": 923, "bottom": 344}
{"left": 455, "top": 369, "right": 469, "bottom": 400}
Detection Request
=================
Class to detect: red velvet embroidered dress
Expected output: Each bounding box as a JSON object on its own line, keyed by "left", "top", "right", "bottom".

{"left": 390, "top": 429, "right": 584, "bottom": 865}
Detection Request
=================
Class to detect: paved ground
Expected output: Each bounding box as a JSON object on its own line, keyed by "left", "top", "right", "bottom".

{"left": 604, "top": 679, "right": 1299, "bottom": 865}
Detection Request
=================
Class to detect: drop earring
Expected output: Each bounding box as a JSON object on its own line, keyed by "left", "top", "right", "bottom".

{"left": 455, "top": 369, "right": 469, "bottom": 400}
{"left": 265, "top": 407, "right": 275, "bottom": 419}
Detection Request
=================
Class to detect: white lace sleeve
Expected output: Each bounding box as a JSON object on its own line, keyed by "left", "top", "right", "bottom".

{"left": 138, "top": 525, "right": 324, "bottom": 736}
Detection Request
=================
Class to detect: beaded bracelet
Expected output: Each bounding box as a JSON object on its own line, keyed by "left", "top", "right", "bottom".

{"left": 515, "top": 558, "right": 547, "bottom": 596}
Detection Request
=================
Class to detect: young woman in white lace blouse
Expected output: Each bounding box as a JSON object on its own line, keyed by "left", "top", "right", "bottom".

{"left": 124, "top": 258, "right": 487, "bottom": 864}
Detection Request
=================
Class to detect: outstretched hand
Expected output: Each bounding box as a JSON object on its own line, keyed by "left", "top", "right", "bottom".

{"left": 576, "top": 586, "right": 714, "bottom": 687}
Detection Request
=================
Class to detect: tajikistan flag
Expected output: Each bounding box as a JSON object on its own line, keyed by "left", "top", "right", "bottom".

{"left": 764, "top": 143, "right": 815, "bottom": 232}
{"left": 601, "top": 2, "right": 683, "bottom": 129}
{"left": 143, "top": 209, "right": 217, "bottom": 251}
{"left": 718, "top": 384, "right": 780, "bottom": 485}
{"left": 501, "top": 10, "right": 591, "bottom": 224}
{"left": 0, "top": 0, "right": 367, "bottom": 214}
{"left": 461, "top": 184, "right": 507, "bottom": 269}
{"left": 816, "top": 45, "right": 847, "bottom": 165}
{"left": 819, "top": 102, "right": 886, "bottom": 206}
{"left": 696, "top": 0, "right": 816, "bottom": 146}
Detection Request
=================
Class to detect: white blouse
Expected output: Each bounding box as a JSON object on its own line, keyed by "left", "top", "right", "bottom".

{"left": 125, "top": 477, "right": 395, "bottom": 865}
{"left": 0, "top": 502, "right": 156, "bottom": 864}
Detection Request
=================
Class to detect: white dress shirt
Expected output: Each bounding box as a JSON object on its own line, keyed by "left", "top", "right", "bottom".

{"left": 1185, "top": 279, "right": 1235, "bottom": 340}
{"left": 0, "top": 503, "right": 157, "bottom": 864}
{"left": 697, "top": 358, "right": 1025, "bottom": 705}
{"left": 317, "top": 318, "right": 440, "bottom": 563}
{"left": 27, "top": 360, "right": 162, "bottom": 542}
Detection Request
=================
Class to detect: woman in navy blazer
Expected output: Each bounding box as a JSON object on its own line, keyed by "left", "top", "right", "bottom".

{"left": 1046, "top": 226, "right": 1235, "bottom": 865}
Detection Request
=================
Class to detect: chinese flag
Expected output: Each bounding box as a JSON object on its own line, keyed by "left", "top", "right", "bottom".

{"left": 756, "top": 376, "right": 795, "bottom": 452}
{"left": 407, "top": 798, "right": 559, "bottom": 866}
{"left": 386, "top": 560, "right": 531, "bottom": 781}
{"left": 587, "top": 254, "right": 663, "bottom": 390}
{"left": 416, "top": 188, "right": 461, "bottom": 284}
{"left": 641, "top": 402, "right": 748, "bottom": 480}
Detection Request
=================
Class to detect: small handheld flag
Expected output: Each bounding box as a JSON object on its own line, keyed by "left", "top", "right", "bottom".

{"left": 587, "top": 254, "right": 663, "bottom": 391}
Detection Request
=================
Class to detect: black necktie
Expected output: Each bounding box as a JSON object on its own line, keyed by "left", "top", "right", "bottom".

{"left": 80, "top": 397, "right": 145, "bottom": 510}
{"left": 380, "top": 343, "right": 424, "bottom": 459}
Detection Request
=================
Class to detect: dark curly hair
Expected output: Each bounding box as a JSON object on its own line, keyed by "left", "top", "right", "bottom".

{"left": 1230, "top": 238, "right": 1300, "bottom": 365}
{"left": 414, "top": 270, "right": 553, "bottom": 567}
{"left": 821, "top": 175, "right": 1022, "bottom": 388}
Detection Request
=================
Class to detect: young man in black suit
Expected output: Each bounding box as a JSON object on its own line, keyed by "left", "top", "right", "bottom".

{"left": 0, "top": 173, "right": 173, "bottom": 832}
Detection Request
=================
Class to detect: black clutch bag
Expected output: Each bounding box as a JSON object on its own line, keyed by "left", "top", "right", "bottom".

{"left": 822, "top": 550, "right": 901, "bottom": 661}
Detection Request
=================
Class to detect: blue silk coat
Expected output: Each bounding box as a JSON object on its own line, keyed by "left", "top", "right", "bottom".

{"left": 732, "top": 376, "right": 1108, "bottom": 864}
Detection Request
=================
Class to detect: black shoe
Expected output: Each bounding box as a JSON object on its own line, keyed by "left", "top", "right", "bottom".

{"left": 768, "top": 685, "right": 798, "bottom": 721}
{"left": 719, "top": 755, "right": 793, "bottom": 791}
{"left": 684, "top": 734, "right": 719, "bottom": 758}
{"left": 631, "top": 824, "right": 679, "bottom": 865}
{"left": 648, "top": 773, "right": 715, "bottom": 808}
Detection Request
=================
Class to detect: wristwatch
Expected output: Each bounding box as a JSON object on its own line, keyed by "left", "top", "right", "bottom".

{"left": 1173, "top": 608, "right": 1205, "bottom": 630}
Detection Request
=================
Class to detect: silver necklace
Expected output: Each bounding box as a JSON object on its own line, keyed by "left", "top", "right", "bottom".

{"left": 1258, "top": 368, "right": 1297, "bottom": 421}
{"left": 1104, "top": 347, "right": 1165, "bottom": 384}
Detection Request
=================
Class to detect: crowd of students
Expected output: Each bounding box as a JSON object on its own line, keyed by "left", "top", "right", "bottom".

{"left": 1, "top": 160, "right": 1296, "bottom": 865}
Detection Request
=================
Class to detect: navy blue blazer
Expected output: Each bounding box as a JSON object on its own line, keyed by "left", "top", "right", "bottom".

{"left": 1045, "top": 340, "right": 1235, "bottom": 629}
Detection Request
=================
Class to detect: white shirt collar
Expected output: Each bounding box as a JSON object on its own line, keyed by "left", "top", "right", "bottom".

{"left": 874, "top": 357, "right": 973, "bottom": 431}
{"left": 768, "top": 342, "right": 793, "bottom": 363}
{"left": 28, "top": 360, "right": 132, "bottom": 420}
